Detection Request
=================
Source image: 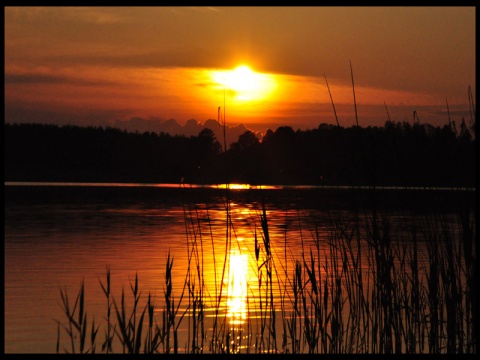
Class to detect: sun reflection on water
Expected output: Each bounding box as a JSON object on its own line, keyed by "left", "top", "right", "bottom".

{"left": 226, "top": 251, "right": 249, "bottom": 325}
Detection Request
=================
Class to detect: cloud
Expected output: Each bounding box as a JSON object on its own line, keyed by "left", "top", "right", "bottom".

{"left": 5, "top": 73, "right": 72, "bottom": 85}
{"left": 68, "top": 7, "right": 127, "bottom": 25}
{"left": 4, "top": 72, "right": 118, "bottom": 87}
{"left": 188, "top": 7, "right": 222, "bottom": 14}
{"left": 6, "top": 7, "right": 127, "bottom": 29}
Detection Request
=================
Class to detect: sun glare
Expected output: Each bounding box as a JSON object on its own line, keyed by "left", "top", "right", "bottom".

{"left": 211, "top": 65, "right": 276, "bottom": 102}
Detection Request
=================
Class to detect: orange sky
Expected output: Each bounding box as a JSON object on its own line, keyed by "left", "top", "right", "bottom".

{"left": 4, "top": 6, "right": 476, "bottom": 136}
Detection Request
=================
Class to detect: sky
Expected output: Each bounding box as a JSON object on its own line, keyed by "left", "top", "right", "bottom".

{"left": 4, "top": 6, "right": 476, "bottom": 137}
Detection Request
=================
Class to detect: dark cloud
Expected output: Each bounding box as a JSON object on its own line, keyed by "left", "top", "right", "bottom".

{"left": 4, "top": 100, "right": 130, "bottom": 127}
{"left": 4, "top": 73, "right": 118, "bottom": 87}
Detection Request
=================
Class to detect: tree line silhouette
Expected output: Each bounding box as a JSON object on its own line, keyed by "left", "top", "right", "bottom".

{"left": 4, "top": 121, "right": 475, "bottom": 187}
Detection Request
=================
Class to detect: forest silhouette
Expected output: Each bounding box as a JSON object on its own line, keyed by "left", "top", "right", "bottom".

{"left": 4, "top": 121, "right": 475, "bottom": 187}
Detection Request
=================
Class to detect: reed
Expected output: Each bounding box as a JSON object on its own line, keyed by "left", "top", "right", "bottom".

{"left": 468, "top": 85, "right": 476, "bottom": 128}
{"left": 350, "top": 60, "right": 359, "bottom": 126}
{"left": 56, "top": 280, "right": 99, "bottom": 353}
{"left": 98, "top": 266, "right": 113, "bottom": 353}
{"left": 324, "top": 74, "right": 340, "bottom": 127}
{"left": 111, "top": 273, "right": 146, "bottom": 354}
{"left": 384, "top": 101, "right": 392, "bottom": 122}
{"left": 55, "top": 188, "right": 475, "bottom": 354}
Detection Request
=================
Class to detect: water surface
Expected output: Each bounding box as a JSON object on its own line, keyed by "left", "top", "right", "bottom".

{"left": 4, "top": 183, "right": 474, "bottom": 353}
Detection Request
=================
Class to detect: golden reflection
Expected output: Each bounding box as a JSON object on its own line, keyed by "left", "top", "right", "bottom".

{"left": 214, "top": 183, "right": 250, "bottom": 190}
{"left": 212, "top": 183, "right": 280, "bottom": 190}
{"left": 226, "top": 251, "right": 249, "bottom": 325}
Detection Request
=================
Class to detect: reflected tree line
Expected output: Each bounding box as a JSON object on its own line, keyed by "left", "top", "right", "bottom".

{"left": 4, "top": 121, "right": 475, "bottom": 187}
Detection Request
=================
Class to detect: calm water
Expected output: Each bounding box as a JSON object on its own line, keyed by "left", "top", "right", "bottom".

{"left": 4, "top": 183, "right": 474, "bottom": 353}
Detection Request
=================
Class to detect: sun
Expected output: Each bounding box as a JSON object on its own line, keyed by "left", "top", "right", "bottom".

{"left": 211, "top": 64, "right": 276, "bottom": 102}
{"left": 227, "top": 65, "right": 258, "bottom": 92}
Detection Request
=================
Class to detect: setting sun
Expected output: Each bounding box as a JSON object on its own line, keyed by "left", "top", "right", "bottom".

{"left": 211, "top": 65, "right": 277, "bottom": 102}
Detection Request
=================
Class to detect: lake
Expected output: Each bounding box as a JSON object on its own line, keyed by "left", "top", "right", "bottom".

{"left": 4, "top": 182, "right": 475, "bottom": 354}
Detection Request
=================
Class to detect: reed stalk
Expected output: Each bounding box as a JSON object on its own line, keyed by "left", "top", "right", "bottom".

{"left": 350, "top": 60, "right": 359, "bottom": 127}
{"left": 468, "top": 85, "right": 476, "bottom": 128}
{"left": 324, "top": 74, "right": 340, "bottom": 127}
{"left": 99, "top": 266, "right": 114, "bottom": 353}
{"left": 56, "top": 280, "right": 98, "bottom": 353}
{"left": 384, "top": 101, "right": 392, "bottom": 122}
